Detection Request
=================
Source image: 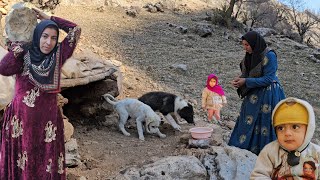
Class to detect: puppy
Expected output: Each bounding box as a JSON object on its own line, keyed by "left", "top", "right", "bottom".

{"left": 138, "top": 91, "right": 194, "bottom": 131}
{"left": 102, "top": 94, "right": 166, "bottom": 141}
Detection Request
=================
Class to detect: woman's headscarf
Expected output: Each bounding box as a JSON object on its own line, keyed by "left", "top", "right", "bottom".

{"left": 206, "top": 74, "right": 225, "bottom": 96}
{"left": 24, "top": 19, "right": 60, "bottom": 92}
{"left": 241, "top": 31, "right": 267, "bottom": 72}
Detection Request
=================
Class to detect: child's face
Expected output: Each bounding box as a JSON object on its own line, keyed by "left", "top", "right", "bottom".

{"left": 209, "top": 78, "right": 216, "bottom": 87}
{"left": 276, "top": 123, "right": 307, "bottom": 151}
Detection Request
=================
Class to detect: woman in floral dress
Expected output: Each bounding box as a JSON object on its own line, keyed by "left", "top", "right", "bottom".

{"left": 228, "top": 31, "right": 285, "bottom": 155}
{"left": 0, "top": 8, "right": 81, "bottom": 179}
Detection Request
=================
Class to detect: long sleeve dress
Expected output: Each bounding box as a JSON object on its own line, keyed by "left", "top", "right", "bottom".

{"left": 0, "top": 16, "right": 81, "bottom": 179}
{"left": 228, "top": 50, "right": 285, "bottom": 155}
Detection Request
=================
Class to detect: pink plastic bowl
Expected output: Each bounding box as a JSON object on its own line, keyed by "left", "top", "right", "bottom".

{"left": 189, "top": 127, "right": 213, "bottom": 139}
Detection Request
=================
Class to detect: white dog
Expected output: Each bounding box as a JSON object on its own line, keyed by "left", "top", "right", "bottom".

{"left": 102, "top": 94, "right": 166, "bottom": 141}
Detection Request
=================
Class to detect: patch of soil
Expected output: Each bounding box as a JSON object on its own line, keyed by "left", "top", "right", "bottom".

{"left": 67, "top": 120, "right": 188, "bottom": 178}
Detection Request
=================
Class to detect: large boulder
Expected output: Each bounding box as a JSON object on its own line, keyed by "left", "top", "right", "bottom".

{"left": 113, "top": 156, "right": 207, "bottom": 180}
{"left": 60, "top": 49, "right": 122, "bottom": 121}
{"left": 4, "top": 3, "right": 37, "bottom": 42}
{"left": 204, "top": 145, "right": 257, "bottom": 179}
{"left": 1, "top": 4, "right": 35, "bottom": 111}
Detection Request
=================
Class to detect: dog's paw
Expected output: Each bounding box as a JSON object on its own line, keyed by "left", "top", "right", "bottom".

{"left": 177, "top": 120, "right": 187, "bottom": 125}
{"left": 159, "top": 134, "right": 166, "bottom": 138}
{"left": 139, "top": 136, "right": 145, "bottom": 141}
{"left": 123, "top": 132, "right": 131, "bottom": 136}
{"left": 174, "top": 125, "right": 182, "bottom": 131}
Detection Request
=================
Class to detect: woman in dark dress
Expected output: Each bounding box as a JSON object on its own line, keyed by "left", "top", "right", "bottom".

{"left": 0, "top": 8, "right": 81, "bottom": 179}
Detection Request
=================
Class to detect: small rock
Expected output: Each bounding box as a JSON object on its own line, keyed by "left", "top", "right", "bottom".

{"left": 308, "top": 55, "right": 320, "bottom": 63}
{"left": 225, "top": 120, "right": 236, "bottom": 130}
{"left": 145, "top": 5, "right": 157, "bottom": 13}
{"left": 188, "top": 138, "right": 211, "bottom": 149}
{"left": 168, "top": 23, "right": 177, "bottom": 28}
{"left": 189, "top": 99, "right": 198, "bottom": 106}
{"left": 294, "top": 44, "right": 308, "bottom": 50}
{"left": 180, "top": 133, "right": 191, "bottom": 144}
{"left": 126, "top": 9, "right": 137, "bottom": 17}
{"left": 313, "top": 53, "right": 320, "bottom": 60}
{"left": 97, "top": 6, "right": 105, "bottom": 12}
{"left": 171, "top": 63, "right": 187, "bottom": 71}
{"left": 177, "top": 26, "right": 188, "bottom": 34}
{"left": 154, "top": 2, "right": 164, "bottom": 12}
{"left": 223, "top": 31, "right": 229, "bottom": 39}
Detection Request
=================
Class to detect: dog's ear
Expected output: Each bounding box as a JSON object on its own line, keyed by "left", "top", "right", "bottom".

{"left": 145, "top": 121, "right": 150, "bottom": 133}
{"left": 145, "top": 117, "right": 157, "bottom": 126}
{"left": 145, "top": 117, "right": 154, "bottom": 133}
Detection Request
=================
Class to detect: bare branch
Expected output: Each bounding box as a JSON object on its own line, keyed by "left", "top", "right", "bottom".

{"left": 280, "top": 0, "right": 320, "bottom": 42}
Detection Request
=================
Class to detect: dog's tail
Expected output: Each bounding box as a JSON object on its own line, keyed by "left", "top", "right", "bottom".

{"left": 102, "top": 93, "right": 118, "bottom": 105}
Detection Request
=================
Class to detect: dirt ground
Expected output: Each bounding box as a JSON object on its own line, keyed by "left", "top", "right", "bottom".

{"left": 29, "top": 3, "right": 320, "bottom": 179}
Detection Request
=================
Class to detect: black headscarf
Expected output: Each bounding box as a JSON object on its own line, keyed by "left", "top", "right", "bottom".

{"left": 241, "top": 31, "right": 267, "bottom": 72}
{"left": 237, "top": 31, "right": 269, "bottom": 98}
{"left": 24, "top": 19, "right": 60, "bottom": 92}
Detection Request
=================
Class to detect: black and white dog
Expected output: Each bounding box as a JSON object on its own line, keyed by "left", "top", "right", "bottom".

{"left": 138, "top": 91, "right": 194, "bottom": 131}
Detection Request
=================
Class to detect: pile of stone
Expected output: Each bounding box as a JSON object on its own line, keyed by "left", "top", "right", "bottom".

{"left": 143, "top": 2, "right": 164, "bottom": 13}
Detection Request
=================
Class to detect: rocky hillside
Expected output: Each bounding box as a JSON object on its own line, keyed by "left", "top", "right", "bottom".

{"left": 0, "top": 0, "right": 319, "bottom": 179}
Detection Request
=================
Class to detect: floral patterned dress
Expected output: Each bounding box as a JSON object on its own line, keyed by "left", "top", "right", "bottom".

{"left": 228, "top": 51, "right": 285, "bottom": 155}
{"left": 0, "top": 16, "right": 81, "bottom": 179}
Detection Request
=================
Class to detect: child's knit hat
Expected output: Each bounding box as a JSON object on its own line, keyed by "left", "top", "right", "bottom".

{"left": 273, "top": 100, "right": 309, "bottom": 127}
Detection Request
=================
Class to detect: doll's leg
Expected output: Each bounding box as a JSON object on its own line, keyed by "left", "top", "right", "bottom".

{"left": 207, "top": 109, "right": 214, "bottom": 121}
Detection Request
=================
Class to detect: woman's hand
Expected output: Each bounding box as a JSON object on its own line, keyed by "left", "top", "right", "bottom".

{"left": 32, "top": 8, "right": 51, "bottom": 20}
{"left": 231, "top": 77, "right": 246, "bottom": 88}
{"left": 8, "top": 41, "right": 27, "bottom": 58}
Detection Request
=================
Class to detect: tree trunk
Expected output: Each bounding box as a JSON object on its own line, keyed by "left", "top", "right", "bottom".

{"left": 225, "top": 0, "right": 236, "bottom": 28}
{"left": 234, "top": 1, "right": 243, "bottom": 20}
